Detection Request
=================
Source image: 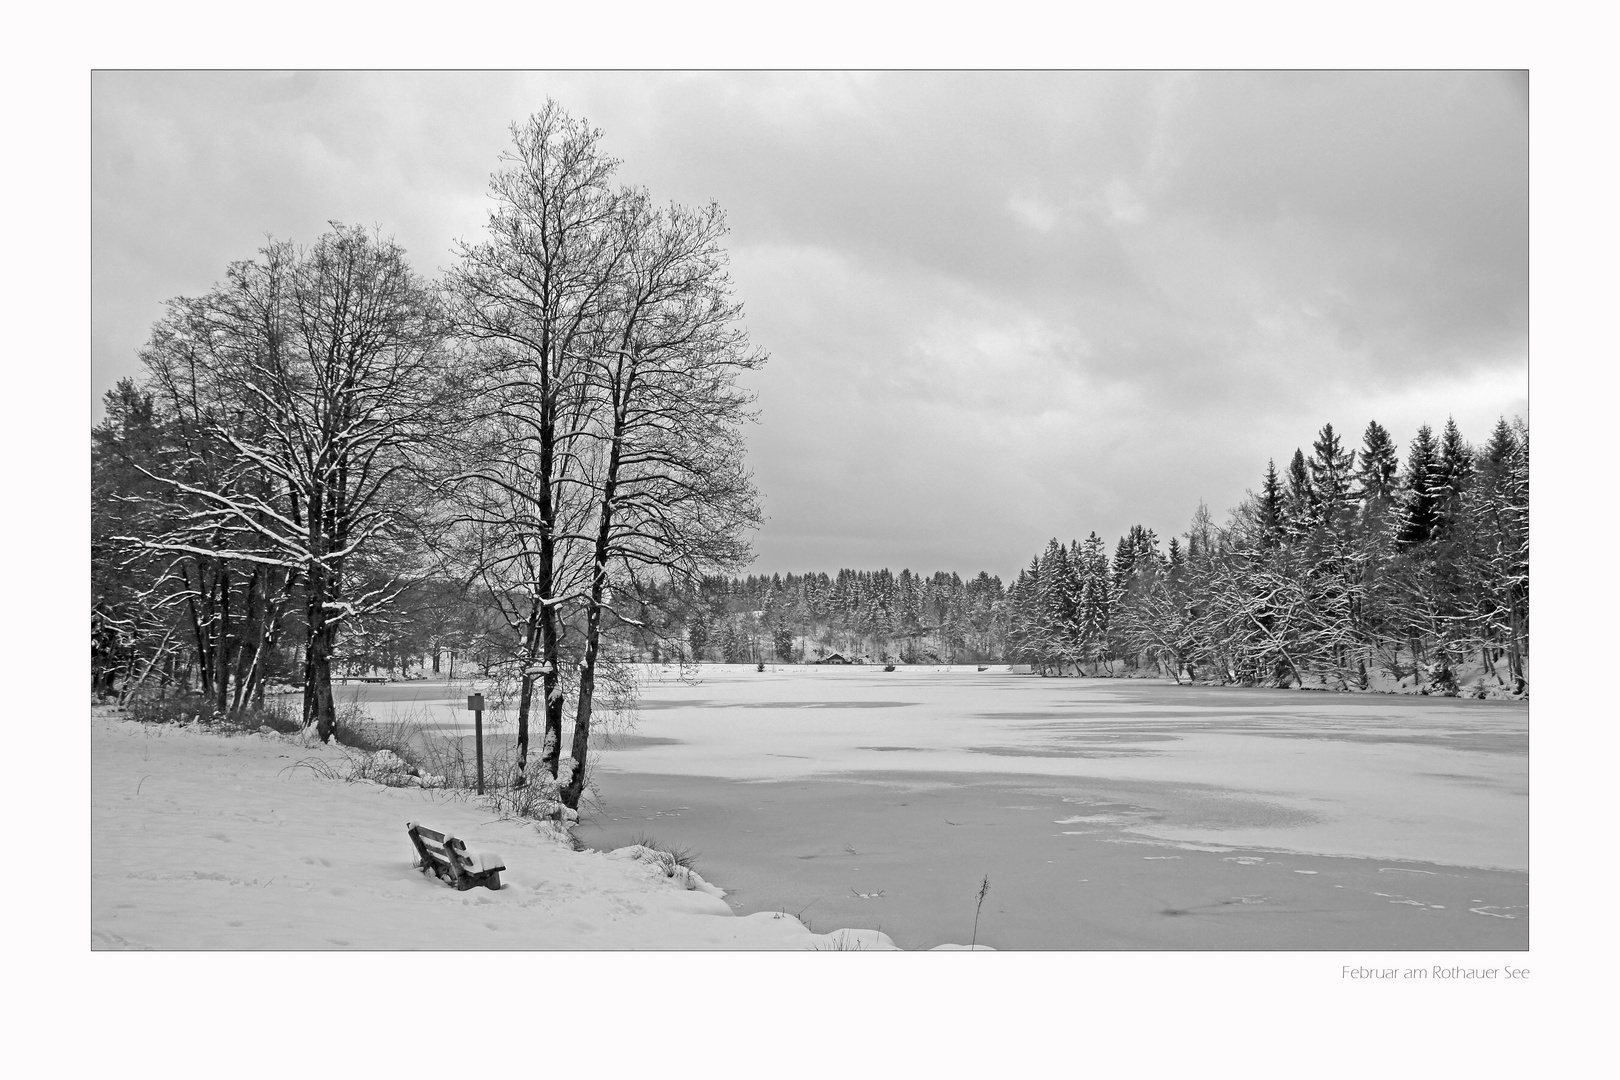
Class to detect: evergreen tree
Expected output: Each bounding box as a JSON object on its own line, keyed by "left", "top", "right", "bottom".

{"left": 1467, "top": 416, "right": 1528, "bottom": 688}
{"left": 1397, "top": 424, "right": 1441, "bottom": 546}
{"left": 1259, "top": 459, "right": 1284, "bottom": 546}
{"left": 1037, "top": 539, "right": 1078, "bottom": 670}
{"left": 1131, "top": 525, "right": 1161, "bottom": 567}
{"left": 1008, "top": 557, "right": 1044, "bottom": 665}
{"left": 1307, "top": 422, "right": 1356, "bottom": 531}
{"left": 1077, "top": 532, "right": 1112, "bottom": 670}
{"left": 1432, "top": 416, "right": 1475, "bottom": 538}
{"left": 1417, "top": 417, "right": 1476, "bottom": 671}
{"left": 1479, "top": 417, "right": 1519, "bottom": 478}
{"left": 1354, "top": 420, "right": 1400, "bottom": 520}
{"left": 1112, "top": 535, "right": 1137, "bottom": 587}
{"left": 1283, "top": 449, "right": 1313, "bottom": 535}
{"left": 1111, "top": 525, "right": 1162, "bottom": 668}
{"left": 92, "top": 380, "right": 176, "bottom": 697}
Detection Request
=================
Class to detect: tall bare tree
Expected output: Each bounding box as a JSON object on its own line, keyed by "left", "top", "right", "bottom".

{"left": 114, "top": 295, "right": 297, "bottom": 716}
{"left": 449, "top": 103, "right": 627, "bottom": 786}
{"left": 123, "top": 225, "right": 452, "bottom": 740}
{"left": 559, "top": 193, "right": 764, "bottom": 809}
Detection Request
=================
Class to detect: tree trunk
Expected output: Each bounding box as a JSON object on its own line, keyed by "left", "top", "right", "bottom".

{"left": 120, "top": 625, "right": 177, "bottom": 705}
{"left": 512, "top": 594, "right": 543, "bottom": 787}
{"left": 239, "top": 578, "right": 289, "bottom": 715}
{"left": 1506, "top": 587, "right": 1526, "bottom": 691}
{"left": 562, "top": 390, "right": 628, "bottom": 810}
{"left": 306, "top": 629, "right": 337, "bottom": 742}
{"left": 187, "top": 566, "right": 213, "bottom": 700}
{"left": 304, "top": 559, "right": 338, "bottom": 741}
{"left": 230, "top": 566, "right": 258, "bottom": 715}
{"left": 539, "top": 596, "right": 565, "bottom": 780}
{"left": 214, "top": 563, "right": 232, "bottom": 717}
{"left": 561, "top": 599, "right": 603, "bottom": 809}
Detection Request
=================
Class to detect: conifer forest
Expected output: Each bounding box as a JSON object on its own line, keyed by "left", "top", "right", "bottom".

{"left": 1001, "top": 418, "right": 1528, "bottom": 694}
{"left": 623, "top": 414, "right": 1528, "bottom": 696}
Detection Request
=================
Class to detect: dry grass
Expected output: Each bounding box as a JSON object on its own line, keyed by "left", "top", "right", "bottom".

{"left": 810, "top": 930, "right": 870, "bottom": 951}
{"left": 318, "top": 702, "right": 595, "bottom": 840}
{"left": 622, "top": 835, "right": 701, "bottom": 888}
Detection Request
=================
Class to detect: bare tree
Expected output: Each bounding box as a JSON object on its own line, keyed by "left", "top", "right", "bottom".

{"left": 123, "top": 225, "right": 452, "bottom": 740}
{"left": 113, "top": 296, "right": 299, "bottom": 716}
{"left": 448, "top": 103, "right": 627, "bottom": 786}
{"left": 559, "top": 193, "right": 764, "bottom": 809}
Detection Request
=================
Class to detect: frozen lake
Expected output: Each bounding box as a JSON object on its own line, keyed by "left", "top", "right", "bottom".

{"left": 343, "top": 666, "right": 1528, "bottom": 950}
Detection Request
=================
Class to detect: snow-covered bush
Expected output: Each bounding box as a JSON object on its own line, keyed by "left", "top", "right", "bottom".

{"left": 484, "top": 769, "right": 575, "bottom": 823}
{"left": 614, "top": 839, "right": 703, "bottom": 890}
{"left": 342, "top": 747, "right": 445, "bottom": 787}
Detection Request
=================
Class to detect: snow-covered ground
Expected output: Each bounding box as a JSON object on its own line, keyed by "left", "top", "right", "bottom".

{"left": 68, "top": 668, "right": 1581, "bottom": 1073}
{"left": 90, "top": 715, "right": 903, "bottom": 950}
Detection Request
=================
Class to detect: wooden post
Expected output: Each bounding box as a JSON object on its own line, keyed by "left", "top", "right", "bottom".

{"left": 467, "top": 693, "right": 485, "bottom": 795}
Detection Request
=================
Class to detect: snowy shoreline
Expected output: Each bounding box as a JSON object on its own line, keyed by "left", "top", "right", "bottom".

{"left": 90, "top": 713, "right": 997, "bottom": 950}
{"left": 317, "top": 660, "right": 1529, "bottom": 703}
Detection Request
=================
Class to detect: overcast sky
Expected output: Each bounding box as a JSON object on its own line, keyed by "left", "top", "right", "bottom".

{"left": 92, "top": 70, "right": 1527, "bottom": 580}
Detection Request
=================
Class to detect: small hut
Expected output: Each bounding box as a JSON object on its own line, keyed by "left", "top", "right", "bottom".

{"left": 816, "top": 652, "right": 851, "bottom": 665}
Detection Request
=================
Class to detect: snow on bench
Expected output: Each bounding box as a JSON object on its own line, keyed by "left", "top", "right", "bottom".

{"left": 406, "top": 822, "right": 506, "bottom": 891}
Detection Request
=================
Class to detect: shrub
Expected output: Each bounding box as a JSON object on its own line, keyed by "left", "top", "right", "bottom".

{"left": 124, "top": 692, "right": 302, "bottom": 735}
{"left": 623, "top": 835, "right": 701, "bottom": 888}
{"left": 334, "top": 708, "right": 421, "bottom": 756}
{"left": 125, "top": 693, "right": 215, "bottom": 726}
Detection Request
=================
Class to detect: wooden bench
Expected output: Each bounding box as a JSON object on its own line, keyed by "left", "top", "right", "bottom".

{"left": 407, "top": 822, "right": 506, "bottom": 891}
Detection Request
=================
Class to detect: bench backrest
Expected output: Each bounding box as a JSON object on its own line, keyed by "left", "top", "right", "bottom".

{"left": 407, "top": 822, "right": 473, "bottom": 881}
{"left": 407, "top": 821, "right": 505, "bottom": 892}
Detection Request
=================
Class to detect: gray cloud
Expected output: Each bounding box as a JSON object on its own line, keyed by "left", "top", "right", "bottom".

{"left": 92, "top": 71, "right": 1527, "bottom": 579}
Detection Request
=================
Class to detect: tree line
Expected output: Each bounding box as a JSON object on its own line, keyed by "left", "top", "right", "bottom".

{"left": 91, "top": 102, "right": 763, "bottom": 808}
{"left": 1005, "top": 417, "right": 1529, "bottom": 694}
{"left": 662, "top": 569, "right": 1008, "bottom": 665}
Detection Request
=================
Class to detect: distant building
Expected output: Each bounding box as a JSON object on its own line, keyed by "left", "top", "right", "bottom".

{"left": 817, "top": 652, "right": 851, "bottom": 665}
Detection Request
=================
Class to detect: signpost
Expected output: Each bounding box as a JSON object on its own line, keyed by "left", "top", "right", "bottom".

{"left": 467, "top": 693, "right": 485, "bottom": 795}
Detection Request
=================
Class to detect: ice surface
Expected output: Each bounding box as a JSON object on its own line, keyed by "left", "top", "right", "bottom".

{"left": 582, "top": 665, "right": 1528, "bottom": 871}
{"left": 574, "top": 666, "right": 1528, "bottom": 949}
